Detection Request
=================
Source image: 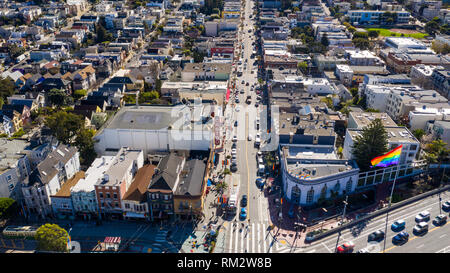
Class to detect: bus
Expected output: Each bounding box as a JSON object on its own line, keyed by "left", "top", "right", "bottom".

{"left": 226, "top": 176, "right": 239, "bottom": 217}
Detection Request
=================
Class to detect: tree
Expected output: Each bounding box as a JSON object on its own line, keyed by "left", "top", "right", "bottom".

{"left": 424, "top": 140, "right": 450, "bottom": 164}
{"left": 0, "top": 198, "right": 17, "bottom": 219}
{"left": 35, "top": 224, "right": 69, "bottom": 253}
{"left": 425, "top": 17, "right": 441, "bottom": 36}
{"left": 73, "top": 89, "right": 88, "bottom": 100}
{"left": 0, "top": 78, "right": 15, "bottom": 99}
{"left": 351, "top": 119, "right": 389, "bottom": 171}
{"left": 47, "top": 89, "right": 72, "bottom": 106}
{"left": 352, "top": 38, "right": 370, "bottom": 50}
{"left": 297, "top": 61, "right": 308, "bottom": 74}
{"left": 75, "top": 128, "right": 97, "bottom": 166}
{"left": 7, "top": 44, "right": 25, "bottom": 59}
{"left": 368, "top": 30, "right": 379, "bottom": 39}
{"left": 45, "top": 111, "right": 84, "bottom": 144}
{"left": 412, "top": 129, "right": 426, "bottom": 141}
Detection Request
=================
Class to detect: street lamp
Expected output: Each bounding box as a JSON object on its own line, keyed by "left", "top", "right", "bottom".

{"left": 334, "top": 192, "right": 348, "bottom": 252}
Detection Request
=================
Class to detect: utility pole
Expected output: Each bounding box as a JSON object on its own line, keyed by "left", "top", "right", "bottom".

{"left": 382, "top": 166, "right": 400, "bottom": 253}
{"left": 334, "top": 193, "right": 348, "bottom": 253}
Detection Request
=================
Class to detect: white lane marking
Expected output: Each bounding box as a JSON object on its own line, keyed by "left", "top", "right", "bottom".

{"left": 257, "top": 222, "right": 260, "bottom": 253}
{"left": 229, "top": 223, "right": 233, "bottom": 252}
{"left": 440, "top": 234, "right": 447, "bottom": 238}
{"left": 246, "top": 226, "right": 249, "bottom": 252}
{"left": 241, "top": 225, "right": 244, "bottom": 253}
{"left": 307, "top": 249, "right": 317, "bottom": 253}
{"left": 262, "top": 223, "right": 267, "bottom": 253}
{"left": 251, "top": 223, "right": 255, "bottom": 252}
{"left": 322, "top": 242, "right": 333, "bottom": 253}
{"left": 234, "top": 223, "right": 239, "bottom": 253}
{"left": 417, "top": 244, "right": 424, "bottom": 249}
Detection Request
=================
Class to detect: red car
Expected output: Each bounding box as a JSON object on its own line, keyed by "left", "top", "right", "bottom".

{"left": 336, "top": 241, "right": 355, "bottom": 253}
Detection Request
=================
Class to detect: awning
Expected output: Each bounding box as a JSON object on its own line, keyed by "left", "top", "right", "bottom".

{"left": 125, "top": 211, "right": 146, "bottom": 218}
{"left": 226, "top": 88, "right": 231, "bottom": 101}
{"left": 207, "top": 179, "right": 212, "bottom": 187}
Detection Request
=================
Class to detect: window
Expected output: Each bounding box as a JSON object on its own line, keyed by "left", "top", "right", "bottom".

{"left": 106, "top": 193, "right": 110, "bottom": 199}
{"left": 410, "top": 145, "right": 417, "bottom": 150}
{"left": 99, "top": 192, "right": 103, "bottom": 198}
{"left": 125, "top": 203, "right": 130, "bottom": 209}
{"left": 346, "top": 179, "right": 353, "bottom": 193}
{"left": 306, "top": 188, "right": 314, "bottom": 204}
{"left": 113, "top": 193, "right": 117, "bottom": 199}
{"left": 101, "top": 202, "right": 105, "bottom": 207}
{"left": 115, "top": 202, "right": 119, "bottom": 207}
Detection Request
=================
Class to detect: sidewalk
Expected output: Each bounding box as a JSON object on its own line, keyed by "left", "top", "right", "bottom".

{"left": 266, "top": 182, "right": 393, "bottom": 248}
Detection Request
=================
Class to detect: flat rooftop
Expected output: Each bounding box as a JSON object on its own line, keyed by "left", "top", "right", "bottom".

{"left": 349, "top": 112, "right": 396, "bottom": 128}
{"left": 347, "top": 126, "right": 419, "bottom": 143}
{"left": 0, "top": 139, "right": 30, "bottom": 173}
{"left": 282, "top": 146, "right": 357, "bottom": 180}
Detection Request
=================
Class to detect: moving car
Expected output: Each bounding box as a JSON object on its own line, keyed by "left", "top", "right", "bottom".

{"left": 413, "top": 222, "right": 428, "bottom": 235}
{"left": 391, "top": 219, "right": 406, "bottom": 231}
{"left": 235, "top": 98, "right": 240, "bottom": 103}
{"left": 433, "top": 214, "right": 447, "bottom": 226}
{"left": 248, "top": 134, "right": 253, "bottom": 141}
{"left": 240, "top": 208, "right": 247, "bottom": 220}
{"left": 246, "top": 82, "right": 249, "bottom": 86}
{"left": 234, "top": 120, "right": 238, "bottom": 127}
{"left": 232, "top": 135, "right": 238, "bottom": 142}
{"left": 357, "top": 248, "right": 370, "bottom": 253}
{"left": 241, "top": 80, "right": 245, "bottom": 84}
{"left": 442, "top": 201, "right": 450, "bottom": 212}
{"left": 336, "top": 241, "right": 355, "bottom": 253}
{"left": 241, "top": 195, "right": 248, "bottom": 207}
{"left": 392, "top": 231, "right": 409, "bottom": 245}
{"left": 415, "top": 211, "right": 430, "bottom": 222}
{"left": 368, "top": 230, "right": 385, "bottom": 242}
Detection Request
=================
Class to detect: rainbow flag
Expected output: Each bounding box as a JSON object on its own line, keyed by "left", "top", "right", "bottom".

{"left": 371, "top": 145, "right": 402, "bottom": 168}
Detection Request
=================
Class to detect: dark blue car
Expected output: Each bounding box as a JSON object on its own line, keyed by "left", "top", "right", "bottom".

{"left": 255, "top": 178, "right": 265, "bottom": 188}
{"left": 392, "top": 231, "right": 409, "bottom": 245}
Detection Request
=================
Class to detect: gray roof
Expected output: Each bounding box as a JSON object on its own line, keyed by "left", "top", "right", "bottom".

{"left": 31, "top": 144, "right": 78, "bottom": 186}
{"left": 174, "top": 159, "right": 206, "bottom": 197}
{"left": 148, "top": 153, "right": 184, "bottom": 191}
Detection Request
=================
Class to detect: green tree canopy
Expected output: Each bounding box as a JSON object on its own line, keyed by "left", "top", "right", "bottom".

{"left": 352, "top": 38, "right": 370, "bottom": 50}
{"left": 368, "top": 30, "right": 379, "bottom": 39}
{"left": 45, "top": 111, "right": 84, "bottom": 144}
{"left": 0, "top": 78, "right": 16, "bottom": 99}
{"left": 351, "top": 118, "right": 389, "bottom": 171}
{"left": 73, "top": 89, "right": 88, "bottom": 100}
{"left": 0, "top": 198, "right": 17, "bottom": 219}
{"left": 47, "top": 89, "right": 73, "bottom": 106}
{"left": 75, "top": 128, "right": 97, "bottom": 166}
{"left": 35, "top": 224, "right": 69, "bottom": 253}
{"left": 424, "top": 139, "right": 450, "bottom": 164}
{"left": 412, "top": 129, "right": 425, "bottom": 141}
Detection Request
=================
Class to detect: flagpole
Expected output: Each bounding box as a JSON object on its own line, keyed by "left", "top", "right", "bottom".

{"left": 382, "top": 163, "right": 400, "bottom": 253}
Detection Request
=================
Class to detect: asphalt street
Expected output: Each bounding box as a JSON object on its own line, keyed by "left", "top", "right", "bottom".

{"left": 294, "top": 189, "right": 450, "bottom": 253}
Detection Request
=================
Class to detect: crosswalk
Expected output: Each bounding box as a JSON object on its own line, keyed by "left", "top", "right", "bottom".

{"left": 225, "top": 222, "right": 301, "bottom": 253}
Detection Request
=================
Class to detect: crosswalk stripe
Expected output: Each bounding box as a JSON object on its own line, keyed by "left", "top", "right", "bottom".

{"left": 228, "top": 223, "right": 233, "bottom": 252}
{"left": 234, "top": 224, "right": 239, "bottom": 253}
{"left": 240, "top": 227, "right": 244, "bottom": 253}
{"left": 256, "top": 223, "right": 260, "bottom": 253}
{"left": 262, "top": 223, "right": 267, "bottom": 253}
{"left": 251, "top": 223, "right": 255, "bottom": 252}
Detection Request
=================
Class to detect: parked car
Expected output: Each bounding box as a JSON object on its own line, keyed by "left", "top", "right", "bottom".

{"left": 336, "top": 241, "right": 355, "bottom": 253}
{"left": 235, "top": 98, "right": 240, "bottom": 103}
{"left": 413, "top": 222, "right": 428, "bottom": 235}
{"left": 255, "top": 178, "right": 265, "bottom": 188}
{"left": 433, "top": 214, "right": 447, "bottom": 226}
{"left": 234, "top": 120, "right": 238, "bottom": 127}
{"left": 241, "top": 195, "right": 248, "bottom": 207}
{"left": 230, "top": 163, "right": 238, "bottom": 172}
{"left": 232, "top": 143, "right": 237, "bottom": 149}
{"left": 232, "top": 135, "right": 238, "bottom": 142}
{"left": 368, "top": 230, "right": 385, "bottom": 242}
{"left": 391, "top": 219, "right": 406, "bottom": 231}
{"left": 415, "top": 211, "right": 430, "bottom": 222}
{"left": 392, "top": 231, "right": 409, "bottom": 245}
{"left": 248, "top": 134, "right": 253, "bottom": 141}
{"left": 240, "top": 208, "right": 247, "bottom": 220}
{"left": 231, "top": 148, "right": 237, "bottom": 155}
